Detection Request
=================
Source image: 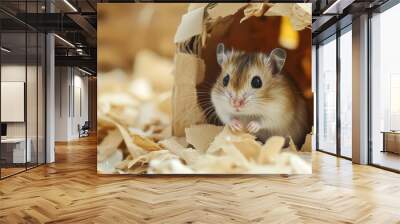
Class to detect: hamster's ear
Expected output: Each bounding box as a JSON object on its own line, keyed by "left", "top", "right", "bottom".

{"left": 266, "top": 48, "right": 287, "bottom": 75}
{"left": 216, "top": 43, "right": 227, "bottom": 65}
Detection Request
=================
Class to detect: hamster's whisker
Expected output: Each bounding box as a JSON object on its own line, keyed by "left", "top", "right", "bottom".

{"left": 212, "top": 112, "right": 220, "bottom": 125}
{"left": 255, "top": 96, "right": 274, "bottom": 101}
{"left": 196, "top": 91, "right": 212, "bottom": 95}
{"left": 202, "top": 106, "right": 217, "bottom": 120}
{"left": 197, "top": 102, "right": 214, "bottom": 109}
{"left": 198, "top": 80, "right": 217, "bottom": 88}
{"left": 174, "top": 101, "right": 215, "bottom": 119}
{"left": 176, "top": 95, "right": 211, "bottom": 102}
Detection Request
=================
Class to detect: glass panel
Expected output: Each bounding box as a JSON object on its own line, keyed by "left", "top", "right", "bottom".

{"left": 26, "top": 0, "right": 38, "bottom": 169}
{"left": 339, "top": 29, "right": 352, "bottom": 158}
{"left": 1, "top": 30, "right": 27, "bottom": 177}
{"left": 27, "top": 30, "right": 38, "bottom": 169}
{"left": 317, "top": 36, "right": 337, "bottom": 154}
{"left": 38, "top": 33, "right": 45, "bottom": 165}
{"left": 371, "top": 4, "right": 400, "bottom": 171}
{"left": 0, "top": 1, "right": 46, "bottom": 178}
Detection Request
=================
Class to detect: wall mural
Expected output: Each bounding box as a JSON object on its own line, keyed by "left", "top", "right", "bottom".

{"left": 97, "top": 3, "right": 313, "bottom": 174}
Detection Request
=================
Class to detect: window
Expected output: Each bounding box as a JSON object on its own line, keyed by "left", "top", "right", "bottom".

{"left": 370, "top": 2, "right": 400, "bottom": 171}
{"left": 339, "top": 28, "right": 352, "bottom": 158}
{"left": 317, "top": 36, "right": 337, "bottom": 154}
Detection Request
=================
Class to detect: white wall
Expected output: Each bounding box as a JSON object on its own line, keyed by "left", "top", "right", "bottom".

{"left": 46, "top": 33, "right": 55, "bottom": 163}
{"left": 1, "top": 65, "right": 32, "bottom": 138}
{"left": 54, "top": 67, "right": 89, "bottom": 141}
{"left": 72, "top": 73, "right": 89, "bottom": 137}
{"left": 1, "top": 64, "right": 46, "bottom": 164}
{"left": 1, "top": 65, "right": 26, "bottom": 138}
{"left": 352, "top": 14, "right": 369, "bottom": 164}
{"left": 55, "top": 67, "right": 70, "bottom": 141}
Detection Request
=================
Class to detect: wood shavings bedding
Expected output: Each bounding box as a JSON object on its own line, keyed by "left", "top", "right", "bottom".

{"left": 97, "top": 50, "right": 311, "bottom": 175}
{"left": 98, "top": 115, "right": 312, "bottom": 174}
{"left": 97, "top": 84, "right": 312, "bottom": 174}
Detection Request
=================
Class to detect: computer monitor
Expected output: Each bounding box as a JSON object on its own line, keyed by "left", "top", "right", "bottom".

{"left": 1, "top": 123, "right": 7, "bottom": 137}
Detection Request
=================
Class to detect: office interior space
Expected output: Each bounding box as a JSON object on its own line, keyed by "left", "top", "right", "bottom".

{"left": 0, "top": 0, "right": 97, "bottom": 179}
{"left": 0, "top": 0, "right": 400, "bottom": 223}
{"left": 314, "top": 0, "right": 400, "bottom": 172}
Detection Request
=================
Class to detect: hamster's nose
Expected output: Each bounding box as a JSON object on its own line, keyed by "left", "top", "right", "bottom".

{"left": 230, "top": 98, "right": 245, "bottom": 109}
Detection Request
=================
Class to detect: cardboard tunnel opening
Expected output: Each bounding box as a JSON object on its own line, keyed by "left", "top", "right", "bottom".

{"left": 172, "top": 4, "right": 312, "bottom": 146}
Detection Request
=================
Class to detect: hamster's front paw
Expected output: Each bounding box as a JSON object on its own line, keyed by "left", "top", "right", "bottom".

{"left": 247, "top": 121, "right": 261, "bottom": 133}
{"left": 228, "top": 118, "right": 242, "bottom": 132}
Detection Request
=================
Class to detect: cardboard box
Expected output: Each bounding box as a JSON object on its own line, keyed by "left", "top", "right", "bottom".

{"left": 172, "top": 3, "right": 312, "bottom": 139}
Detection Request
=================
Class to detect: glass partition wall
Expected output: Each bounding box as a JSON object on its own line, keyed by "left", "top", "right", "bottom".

{"left": 0, "top": 2, "right": 46, "bottom": 179}
{"left": 316, "top": 26, "right": 353, "bottom": 159}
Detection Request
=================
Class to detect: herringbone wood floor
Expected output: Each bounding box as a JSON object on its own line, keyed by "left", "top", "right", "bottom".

{"left": 1, "top": 135, "right": 400, "bottom": 224}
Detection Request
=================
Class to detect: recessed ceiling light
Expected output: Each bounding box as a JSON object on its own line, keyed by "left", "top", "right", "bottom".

{"left": 78, "top": 67, "right": 93, "bottom": 76}
{"left": 63, "top": 0, "right": 78, "bottom": 12}
{"left": 54, "top": 34, "right": 75, "bottom": 48}
{"left": 323, "top": 0, "right": 354, "bottom": 15}
{"left": 1, "top": 47, "right": 11, "bottom": 53}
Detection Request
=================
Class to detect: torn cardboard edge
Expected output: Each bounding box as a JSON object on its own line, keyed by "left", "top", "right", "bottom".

{"left": 171, "top": 53, "right": 207, "bottom": 137}
{"left": 174, "top": 3, "right": 311, "bottom": 45}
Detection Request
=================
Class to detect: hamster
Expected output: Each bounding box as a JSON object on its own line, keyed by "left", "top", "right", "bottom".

{"left": 211, "top": 43, "right": 309, "bottom": 148}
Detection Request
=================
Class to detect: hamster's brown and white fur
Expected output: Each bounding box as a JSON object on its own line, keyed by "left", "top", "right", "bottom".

{"left": 211, "top": 43, "right": 309, "bottom": 147}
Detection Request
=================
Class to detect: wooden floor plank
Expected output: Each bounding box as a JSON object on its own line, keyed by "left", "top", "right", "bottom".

{"left": 0, "top": 135, "right": 400, "bottom": 223}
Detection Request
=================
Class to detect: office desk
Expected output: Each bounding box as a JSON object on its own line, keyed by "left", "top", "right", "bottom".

{"left": 381, "top": 131, "right": 400, "bottom": 154}
{"left": 1, "top": 138, "right": 31, "bottom": 163}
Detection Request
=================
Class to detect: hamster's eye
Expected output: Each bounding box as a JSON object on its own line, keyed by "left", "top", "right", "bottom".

{"left": 251, "top": 76, "right": 262, "bottom": 88}
{"left": 223, "top": 75, "right": 230, "bottom": 87}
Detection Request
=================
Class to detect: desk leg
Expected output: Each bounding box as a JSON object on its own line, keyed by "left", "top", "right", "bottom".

{"left": 382, "top": 133, "right": 386, "bottom": 153}
{"left": 381, "top": 133, "right": 386, "bottom": 152}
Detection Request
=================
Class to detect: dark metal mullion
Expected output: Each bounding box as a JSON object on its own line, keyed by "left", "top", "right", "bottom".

{"left": 43, "top": 0, "right": 48, "bottom": 165}
{"left": 336, "top": 26, "right": 341, "bottom": 157}
{"left": 317, "top": 148, "right": 352, "bottom": 162}
{"left": 73, "top": 68, "right": 75, "bottom": 118}
{"left": 36, "top": 0, "right": 39, "bottom": 168}
{"left": 0, "top": 169, "right": 27, "bottom": 179}
{"left": 44, "top": 32, "right": 47, "bottom": 164}
{"left": 0, "top": 22, "right": 2, "bottom": 179}
{"left": 68, "top": 69, "right": 71, "bottom": 118}
{"left": 370, "top": 164, "right": 400, "bottom": 174}
{"left": 367, "top": 10, "right": 374, "bottom": 166}
{"left": 316, "top": 44, "right": 320, "bottom": 151}
{"left": 60, "top": 68, "right": 62, "bottom": 117}
{"left": 25, "top": 0, "right": 28, "bottom": 171}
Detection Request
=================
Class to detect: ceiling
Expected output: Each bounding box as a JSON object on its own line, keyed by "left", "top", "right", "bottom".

{"left": 310, "top": 0, "right": 390, "bottom": 43}
{"left": 0, "top": 0, "right": 97, "bottom": 74}
{"left": 1, "top": 0, "right": 395, "bottom": 73}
